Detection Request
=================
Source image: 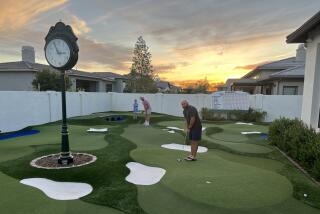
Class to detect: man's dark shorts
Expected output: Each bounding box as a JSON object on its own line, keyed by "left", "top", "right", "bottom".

{"left": 188, "top": 127, "right": 202, "bottom": 141}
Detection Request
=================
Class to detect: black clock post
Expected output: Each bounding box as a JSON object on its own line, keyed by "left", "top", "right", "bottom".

{"left": 44, "top": 22, "right": 79, "bottom": 165}
{"left": 59, "top": 69, "right": 73, "bottom": 165}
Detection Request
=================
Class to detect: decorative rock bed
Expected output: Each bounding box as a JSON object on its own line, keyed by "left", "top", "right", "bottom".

{"left": 31, "top": 153, "right": 97, "bottom": 169}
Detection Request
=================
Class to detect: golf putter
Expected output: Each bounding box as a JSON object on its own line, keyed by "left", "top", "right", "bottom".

{"left": 184, "top": 130, "right": 189, "bottom": 149}
{"left": 177, "top": 131, "right": 189, "bottom": 162}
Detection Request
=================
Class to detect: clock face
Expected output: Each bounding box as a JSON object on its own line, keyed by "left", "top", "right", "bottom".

{"left": 45, "top": 38, "right": 71, "bottom": 68}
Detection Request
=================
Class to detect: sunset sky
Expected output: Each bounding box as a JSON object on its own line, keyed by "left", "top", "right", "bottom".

{"left": 0, "top": 0, "right": 320, "bottom": 87}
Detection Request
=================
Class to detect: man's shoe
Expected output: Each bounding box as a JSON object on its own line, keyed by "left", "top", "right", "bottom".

{"left": 184, "top": 156, "right": 197, "bottom": 161}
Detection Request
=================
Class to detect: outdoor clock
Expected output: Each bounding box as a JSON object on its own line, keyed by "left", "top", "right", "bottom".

{"left": 43, "top": 21, "right": 80, "bottom": 166}
{"left": 44, "top": 21, "right": 79, "bottom": 70}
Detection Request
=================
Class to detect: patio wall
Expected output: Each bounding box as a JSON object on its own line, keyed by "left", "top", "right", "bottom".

{"left": 0, "top": 91, "right": 302, "bottom": 133}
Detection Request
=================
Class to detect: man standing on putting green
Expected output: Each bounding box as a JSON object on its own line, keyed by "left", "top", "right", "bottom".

{"left": 181, "top": 100, "right": 202, "bottom": 161}
{"left": 140, "top": 97, "right": 151, "bottom": 126}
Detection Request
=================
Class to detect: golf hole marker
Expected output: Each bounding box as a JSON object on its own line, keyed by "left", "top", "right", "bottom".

{"left": 125, "top": 162, "right": 166, "bottom": 185}
{"left": 20, "top": 178, "right": 92, "bottom": 200}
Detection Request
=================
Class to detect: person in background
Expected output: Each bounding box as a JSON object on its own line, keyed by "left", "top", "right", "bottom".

{"left": 140, "top": 97, "right": 151, "bottom": 126}
{"left": 133, "top": 99, "right": 139, "bottom": 120}
{"left": 181, "top": 100, "right": 202, "bottom": 161}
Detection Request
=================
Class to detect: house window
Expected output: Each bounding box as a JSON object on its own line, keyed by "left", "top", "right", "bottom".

{"left": 265, "top": 88, "right": 272, "bottom": 95}
{"left": 106, "top": 84, "right": 113, "bottom": 92}
{"left": 283, "top": 86, "right": 298, "bottom": 95}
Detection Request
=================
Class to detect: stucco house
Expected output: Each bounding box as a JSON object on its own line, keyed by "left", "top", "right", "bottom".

{"left": 220, "top": 45, "right": 306, "bottom": 95}
{"left": 155, "top": 79, "right": 181, "bottom": 93}
{"left": 0, "top": 46, "right": 126, "bottom": 92}
{"left": 286, "top": 10, "right": 320, "bottom": 129}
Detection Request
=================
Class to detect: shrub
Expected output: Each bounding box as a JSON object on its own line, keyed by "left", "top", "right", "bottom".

{"left": 200, "top": 108, "right": 227, "bottom": 121}
{"left": 32, "top": 69, "right": 72, "bottom": 91}
{"left": 269, "top": 118, "right": 320, "bottom": 180}
{"left": 232, "top": 108, "right": 266, "bottom": 122}
{"left": 200, "top": 108, "right": 266, "bottom": 122}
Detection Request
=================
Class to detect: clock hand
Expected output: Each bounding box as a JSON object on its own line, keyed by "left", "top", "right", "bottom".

{"left": 53, "top": 42, "right": 60, "bottom": 54}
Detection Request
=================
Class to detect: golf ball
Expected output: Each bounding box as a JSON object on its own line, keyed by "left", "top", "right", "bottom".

{"left": 304, "top": 194, "right": 308, "bottom": 197}
{"left": 177, "top": 158, "right": 182, "bottom": 162}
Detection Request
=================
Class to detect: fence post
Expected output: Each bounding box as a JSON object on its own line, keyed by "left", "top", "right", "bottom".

{"left": 79, "top": 92, "right": 83, "bottom": 116}
{"left": 46, "top": 91, "right": 57, "bottom": 122}
{"left": 109, "top": 92, "right": 114, "bottom": 111}
{"left": 157, "top": 93, "right": 164, "bottom": 114}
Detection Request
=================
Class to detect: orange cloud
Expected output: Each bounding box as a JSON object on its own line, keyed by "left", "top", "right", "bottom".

{"left": 0, "top": 0, "right": 67, "bottom": 32}
{"left": 154, "top": 62, "right": 189, "bottom": 74}
{"left": 233, "top": 61, "right": 270, "bottom": 71}
{"left": 171, "top": 79, "right": 224, "bottom": 92}
{"left": 70, "top": 15, "right": 91, "bottom": 36}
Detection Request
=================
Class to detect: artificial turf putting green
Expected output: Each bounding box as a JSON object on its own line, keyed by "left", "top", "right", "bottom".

{"left": 0, "top": 114, "right": 319, "bottom": 214}
{"left": 0, "top": 171, "right": 123, "bottom": 214}
{"left": 157, "top": 120, "right": 272, "bottom": 154}
{"left": 122, "top": 124, "right": 292, "bottom": 209}
{"left": 0, "top": 124, "right": 110, "bottom": 164}
{"left": 0, "top": 119, "right": 144, "bottom": 214}
{"left": 0, "top": 124, "right": 110, "bottom": 153}
{"left": 203, "top": 137, "right": 273, "bottom": 154}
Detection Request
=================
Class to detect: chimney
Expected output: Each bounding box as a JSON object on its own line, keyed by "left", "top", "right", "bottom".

{"left": 22, "top": 46, "right": 35, "bottom": 63}
{"left": 296, "top": 44, "right": 306, "bottom": 62}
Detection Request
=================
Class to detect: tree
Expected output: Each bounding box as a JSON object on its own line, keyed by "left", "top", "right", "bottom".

{"left": 32, "top": 69, "right": 71, "bottom": 91}
{"left": 193, "top": 77, "right": 210, "bottom": 93}
{"left": 124, "top": 36, "right": 157, "bottom": 93}
{"left": 180, "top": 78, "right": 210, "bottom": 94}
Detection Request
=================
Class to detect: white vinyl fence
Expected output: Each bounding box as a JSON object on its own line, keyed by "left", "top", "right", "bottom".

{"left": 0, "top": 91, "right": 111, "bottom": 133}
{"left": 112, "top": 93, "right": 302, "bottom": 122}
{"left": 249, "top": 94, "right": 303, "bottom": 122}
{"left": 0, "top": 91, "right": 302, "bottom": 133}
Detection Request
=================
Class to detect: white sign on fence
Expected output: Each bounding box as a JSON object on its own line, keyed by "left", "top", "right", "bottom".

{"left": 212, "top": 91, "right": 249, "bottom": 110}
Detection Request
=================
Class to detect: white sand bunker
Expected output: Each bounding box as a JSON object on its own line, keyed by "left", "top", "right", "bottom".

{"left": 167, "top": 126, "right": 184, "bottom": 131}
{"left": 20, "top": 178, "right": 93, "bottom": 200}
{"left": 87, "top": 128, "right": 108, "bottom": 133}
{"left": 161, "top": 143, "right": 208, "bottom": 153}
{"left": 167, "top": 126, "right": 206, "bottom": 132}
{"left": 241, "top": 131, "right": 261, "bottom": 135}
{"left": 236, "top": 122, "right": 253, "bottom": 125}
{"left": 125, "top": 162, "right": 166, "bottom": 185}
{"left": 168, "top": 130, "right": 175, "bottom": 134}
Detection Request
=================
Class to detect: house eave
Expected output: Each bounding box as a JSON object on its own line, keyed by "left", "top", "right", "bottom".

{"left": 287, "top": 10, "right": 320, "bottom": 43}
{"left": 257, "top": 76, "right": 304, "bottom": 83}
{"left": 68, "top": 73, "right": 115, "bottom": 82}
